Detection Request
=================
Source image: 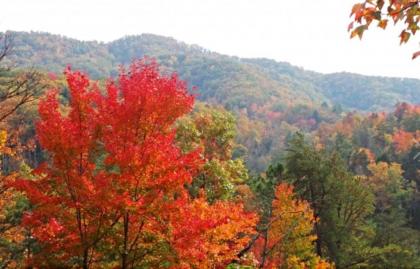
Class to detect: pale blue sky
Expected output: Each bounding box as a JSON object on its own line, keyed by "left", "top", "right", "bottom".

{"left": 1, "top": 0, "right": 420, "bottom": 78}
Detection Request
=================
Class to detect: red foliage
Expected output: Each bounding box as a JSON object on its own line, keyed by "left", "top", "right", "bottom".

{"left": 170, "top": 194, "right": 257, "bottom": 268}
{"left": 14, "top": 60, "right": 256, "bottom": 268}
{"left": 393, "top": 130, "right": 415, "bottom": 153}
{"left": 394, "top": 103, "right": 420, "bottom": 119}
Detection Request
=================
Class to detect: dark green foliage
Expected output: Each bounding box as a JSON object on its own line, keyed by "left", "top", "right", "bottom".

{"left": 248, "top": 162, "right": 284, "bottom": 223}
{"left": 3, "top": 31, "right": 420, "bottom": 113}
{"left": 317, "top": 73, "right": 420, "bottom": 112}
{"left": 285, "top": 133, "right": 374, "bottom": 268}
{"left": 5, "top": 31, "right": 420, "bottom": 173}
{"left": 315, "top": 103, "right": 420, "bottom": 268}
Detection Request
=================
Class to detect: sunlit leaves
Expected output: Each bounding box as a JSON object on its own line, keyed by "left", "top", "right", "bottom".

{"left": 251, "top": 183, "right": 332, "bottom": 269}
{"left": 171, "top": 194, "right": 257, "bottom": 268}
{"left": 349, "top": 0, "right": 420, "bottom": 58}
{"left": 378, "top": 19, "right": 388, "bottom": 29}
{"left": 13, "top": 59, "right": 257, "bottom": 268}
{"left": 393, "top": 129, "right": 416, "bottom": 153}
{"left": 177, "top": 104, "right": 249, "bottom": 202}
{"left": 400, "top": 30, "right": 411, "bottom": 44}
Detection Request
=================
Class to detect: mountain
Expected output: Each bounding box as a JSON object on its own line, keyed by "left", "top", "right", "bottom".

{"left": 3, "top": 31, "right": 420, "bottom": 112}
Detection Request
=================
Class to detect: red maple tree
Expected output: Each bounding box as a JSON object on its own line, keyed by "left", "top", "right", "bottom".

{"left": 14, "top": 60, "right": 257, "bottom": 268}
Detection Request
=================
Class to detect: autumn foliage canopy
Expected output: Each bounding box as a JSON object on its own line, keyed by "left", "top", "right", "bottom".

{"left": 14, "top": 61, "right": 257, "bottom": 268}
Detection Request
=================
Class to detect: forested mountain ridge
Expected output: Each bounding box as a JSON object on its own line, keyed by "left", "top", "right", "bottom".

{"left": 1, "top": 26, "right": 420, "bottom": 268}
{"left": 3, "top": 31, "right": 420, "bottom": 112}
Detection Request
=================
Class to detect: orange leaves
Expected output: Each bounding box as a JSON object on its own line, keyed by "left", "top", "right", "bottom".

{"left": 0, "top": 130, "right": 7, "bottom": 150}
{"left": 14, "top": 59, "right": 258, "bottom": 268}
{"left": 350, "top": 3, "right": 375, "bottom": 35}
{"left": 400, "top": 30, "right": 411, "bottom": 44}
{"left": 315, "top": 259, "right": 335, "bottom": 269}
{"left": 269, "top": 183, "right": 317, "bottom": 252}
{"left": 0, "top": 130, "right": 14, "bottom": 157}
{"left": 349, "top": 0, "right": 420, "bottom": 58}
{"left": 351, "top": 3, "right": 365, "bottom": 20}
{"left": 394, "top": 102, "right": 420, "bottom": 118}
{"left": 171, "top": 195, "right": 257, "bottom": 268}
{"left": 350, "top": 25, "right": 369, "bottom": 39}
{"left": 392, "top": 129, "right": 415, "bottom": 153}
{"left": 14, "top": 59, "right": 201, "bottom": 267}
{"left": 376, "top": 0, "right": 386, "bottom": 10}
{"left": 378, "top": 19, "right": 388, "bottom": 29}
{"left": 349, "top": 2, "right": 379, "bottom": 39}
{"left": 252, "top": 183, "right": 328, "bottom": 268}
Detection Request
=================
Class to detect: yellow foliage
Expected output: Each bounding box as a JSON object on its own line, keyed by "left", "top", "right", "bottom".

{"left": 269, "top": 183, "right": 317, "bottom": 259}
{"left": 0, "top": 130, "right": 7, "bottom": 150}
{"left": 254, "top": 183, "right": 334, "bottom": 268}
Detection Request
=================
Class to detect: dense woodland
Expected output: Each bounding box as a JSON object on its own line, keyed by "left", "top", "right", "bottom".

{"left": 4, "top": 31, "right": 420, "bottom": 172}
{"left": 0, "top": 13, "right": 420, "bottom": 269}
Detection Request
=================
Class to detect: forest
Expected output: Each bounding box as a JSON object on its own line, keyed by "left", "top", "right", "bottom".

{"left": 0, "top": 0, "right": 420, "bottom": 268}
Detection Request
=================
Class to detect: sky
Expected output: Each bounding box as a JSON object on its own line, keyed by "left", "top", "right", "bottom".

{"left": 1, "top": 0, "right": 420, "bottom": 78}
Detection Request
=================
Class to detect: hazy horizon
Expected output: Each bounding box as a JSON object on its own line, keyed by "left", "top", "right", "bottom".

{"left": 2, "top": 0, "right": 420, "bottom": 79}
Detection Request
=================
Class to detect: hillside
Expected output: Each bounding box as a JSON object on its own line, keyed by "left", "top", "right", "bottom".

{"left": 3, "top": 2, "right": 420, "bottom": 267}
{"left": 3, "top": 31, "right": 420, "bottom": 112}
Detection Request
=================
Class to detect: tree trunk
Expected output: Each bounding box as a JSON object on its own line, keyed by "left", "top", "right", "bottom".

{"left": 82, "top": 248, "right": 89, "bottom": 269}
{"left": 121, "top": 212, "right": 129, "bottom": 269}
